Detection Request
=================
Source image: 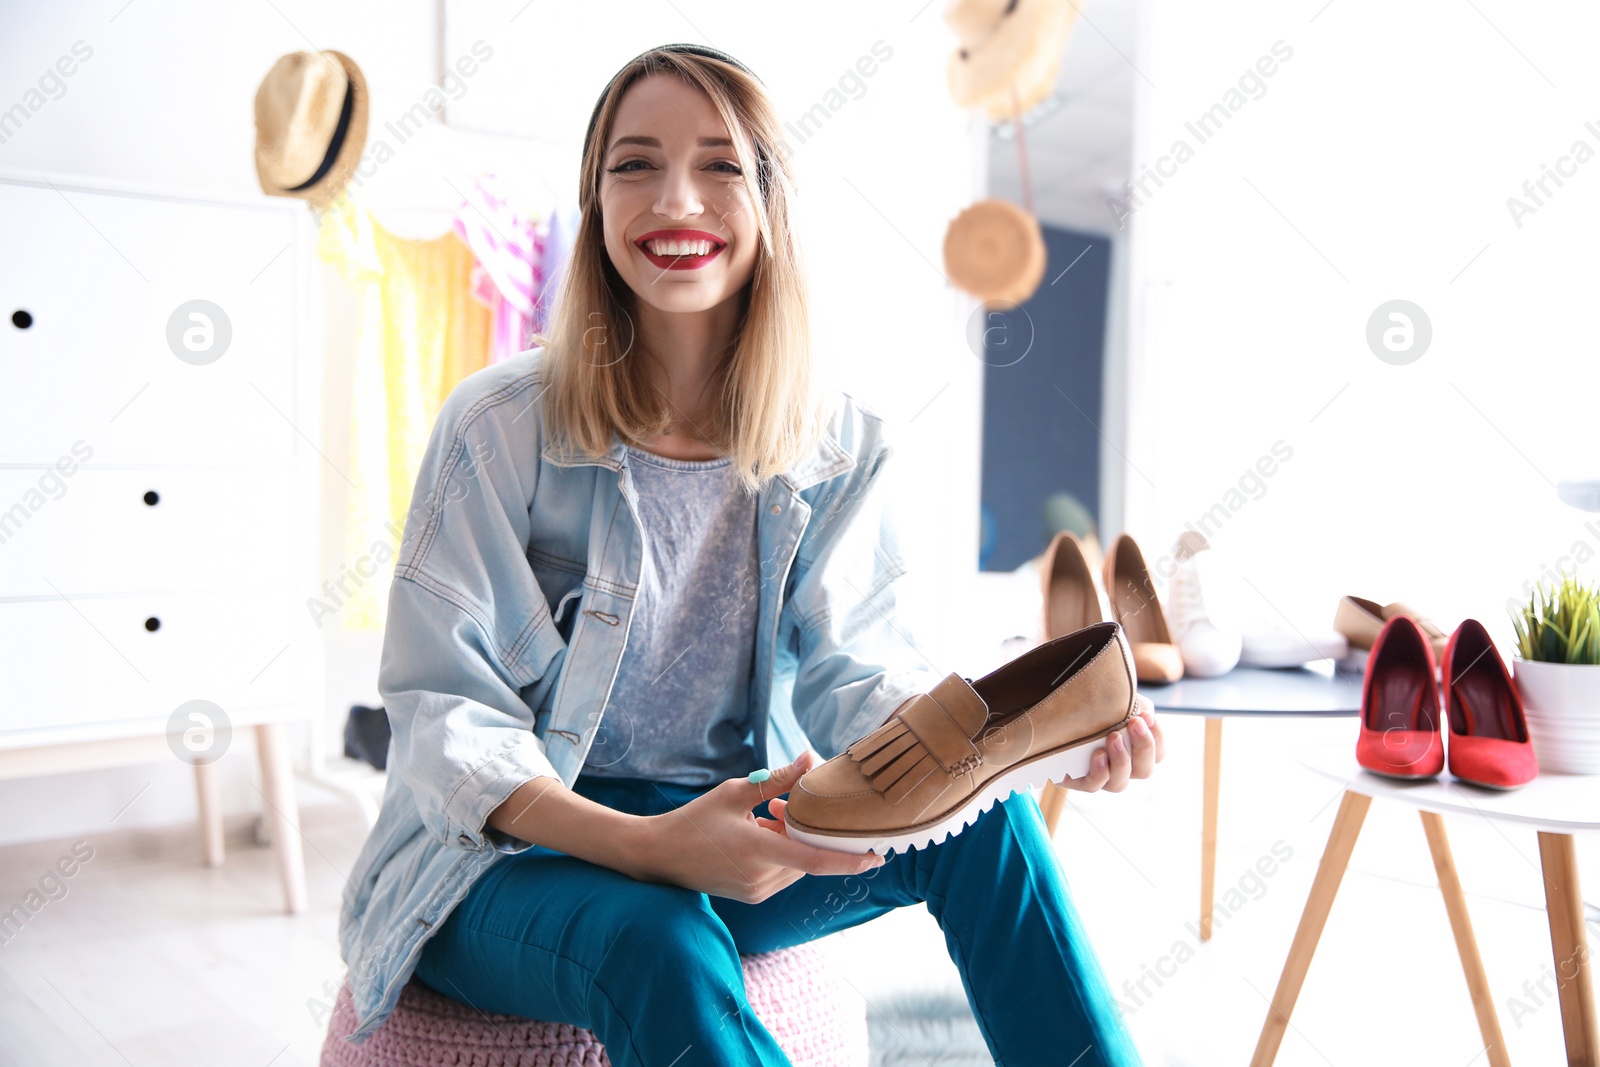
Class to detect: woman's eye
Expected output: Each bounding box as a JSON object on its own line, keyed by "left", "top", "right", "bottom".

{"left": 604, "top": 158, "right": 740, "bottom": 175}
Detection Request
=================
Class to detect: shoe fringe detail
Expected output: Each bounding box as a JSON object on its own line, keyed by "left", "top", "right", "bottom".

{"left": 847, "top": 716, "right": 912, "bottom": 771}
{"left": 846, "top": 717, "right": 939, "bottom": 803}
{"left": 845, "top": 691, "right": 989, "bottom": 804}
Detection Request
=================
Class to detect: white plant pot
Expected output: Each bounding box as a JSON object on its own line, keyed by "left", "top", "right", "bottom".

{"left": 1512, "top": 658, "right": 1600, "bottom": 774}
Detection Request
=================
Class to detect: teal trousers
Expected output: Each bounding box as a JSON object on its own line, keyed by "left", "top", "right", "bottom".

{"left": 412, "top": 773, "right": 1143, "bottom": 1067}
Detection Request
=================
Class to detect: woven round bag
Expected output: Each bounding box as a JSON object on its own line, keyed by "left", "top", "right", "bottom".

{"left": 943, "top": 198, "right": 1047, "bottom": 307}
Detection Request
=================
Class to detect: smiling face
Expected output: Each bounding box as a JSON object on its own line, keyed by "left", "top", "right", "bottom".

{"left": 599, "top": 73, "right": 761, "bottom": 316}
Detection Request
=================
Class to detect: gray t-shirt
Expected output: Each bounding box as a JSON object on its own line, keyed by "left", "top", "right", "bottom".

{"left": 579, "top": 443, "right": 763, "bottom": 785}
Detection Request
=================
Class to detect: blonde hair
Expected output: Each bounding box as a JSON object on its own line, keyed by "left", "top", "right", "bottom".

{"left": 535, "top": 47, "right": 831, "bottom": 493}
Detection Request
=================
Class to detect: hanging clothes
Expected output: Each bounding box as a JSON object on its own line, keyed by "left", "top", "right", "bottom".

{"left": 450, "top": 176, "right": 584, "bottom": 361}
{"left": 532, "top": 202, "right": 581, "bottom": 336}
{"left": 451, "top": 175, "right": 543, "bottom": 364}
{"left": 316, "top": 196, "right": 493, "bottom": 633}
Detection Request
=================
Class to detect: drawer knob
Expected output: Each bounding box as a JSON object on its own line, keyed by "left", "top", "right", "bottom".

{"left": 11, "top": 309, "right": 32, "bottom": 329}
{"left": 144, "top": 617, "right": 161, "bottom": 632}
{"left": 143, "top": 490, "right": 160, "bottom": 506}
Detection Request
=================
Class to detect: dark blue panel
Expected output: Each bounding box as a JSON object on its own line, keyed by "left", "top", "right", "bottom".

{"left": 978, "top": 224, "right": 1110, "bottom": 572}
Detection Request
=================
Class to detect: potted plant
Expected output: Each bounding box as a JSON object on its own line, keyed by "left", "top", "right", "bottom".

{"left": 1509, "top": 573, "right": 1600, "bottom": 774}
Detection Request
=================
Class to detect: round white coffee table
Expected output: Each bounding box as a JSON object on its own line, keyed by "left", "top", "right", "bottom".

{"left": 1251, "top": 742, "right": 1600, "bottom": 1067}
{"left": 1137, "top": 664, "right": 1362, "bottom": 943}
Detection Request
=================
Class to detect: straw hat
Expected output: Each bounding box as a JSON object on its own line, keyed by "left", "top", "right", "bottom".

{"left": 254, "top": 50, "right": 369, "bottom": 210}
{"left": 945, "top": 0, "right": 1079, "bottom": 123}
{"left": 943, "top": 198, "right": 1046, "bottom": 307}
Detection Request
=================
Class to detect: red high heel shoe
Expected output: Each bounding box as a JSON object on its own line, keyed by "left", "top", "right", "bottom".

{"left": 1356, "top": 615, "right": 1444, "bottom": 779}
{"left": 1440, "top": 618, "right": 1539, "bottom": 789}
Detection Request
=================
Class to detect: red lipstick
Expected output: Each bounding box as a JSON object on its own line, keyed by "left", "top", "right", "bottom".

{"left": 634, "top": 229, "right": 727, "bottom": 271}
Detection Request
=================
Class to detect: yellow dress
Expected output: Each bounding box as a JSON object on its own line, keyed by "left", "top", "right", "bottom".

{"left": 316, "top": 199, "right": 492, "bottom": 633}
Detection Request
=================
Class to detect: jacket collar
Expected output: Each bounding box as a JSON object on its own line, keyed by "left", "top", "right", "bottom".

{"left": 540, "top": 419, "right": 854, "bottom": 493}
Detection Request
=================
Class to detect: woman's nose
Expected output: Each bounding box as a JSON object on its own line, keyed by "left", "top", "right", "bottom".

{"left": 652, "top": 162, "right": 703, "bottom": 219}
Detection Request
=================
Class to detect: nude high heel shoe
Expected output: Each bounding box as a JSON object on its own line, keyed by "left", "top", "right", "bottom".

{"left": 1102, "top": 533, "right": 1184, "bottom": 684}
{"left": 1335, "top": 595, "right": 1450, "bottom": 662}
{"left": 1038, "top": 531, "right": 1103, "bottom": 644}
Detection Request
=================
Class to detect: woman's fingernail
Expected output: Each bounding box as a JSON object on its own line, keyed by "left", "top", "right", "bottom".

{"left": 1131, "top": 717, "right": 1148, "bottom": 736}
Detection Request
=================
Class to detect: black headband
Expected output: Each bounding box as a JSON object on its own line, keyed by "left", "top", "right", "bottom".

{"left": 582, "top": 44, "right": 769, "bottom": 201}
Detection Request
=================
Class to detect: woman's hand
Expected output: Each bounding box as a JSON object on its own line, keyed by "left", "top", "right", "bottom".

{"left": 1054, "top": 694, "right": 1163, "bottom": 793}
{"left": 626, "top": 750, "right": 883, "bottom": 903}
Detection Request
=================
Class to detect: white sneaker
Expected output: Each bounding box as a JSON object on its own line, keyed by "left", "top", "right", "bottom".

{"left": 1239, "top": 624, "right": 1349, "bottom": 668}
{"left": 1165, "top": 532, "right": 1242, "bottom": 678}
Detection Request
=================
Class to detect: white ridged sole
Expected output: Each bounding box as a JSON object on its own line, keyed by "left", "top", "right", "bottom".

{"left": 783, "top": 727, "right": 1127, "bottom": 856}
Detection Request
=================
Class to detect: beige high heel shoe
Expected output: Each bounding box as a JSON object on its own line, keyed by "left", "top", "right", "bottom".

{"left": 1038, "top": 531, "right": 1103, "bottom": 644}
{"left": 1102, "top": 533, "right": 1184, "bottom": 684}
{"left": 1334, "top": 595, "right": 1449, "bottom": 662}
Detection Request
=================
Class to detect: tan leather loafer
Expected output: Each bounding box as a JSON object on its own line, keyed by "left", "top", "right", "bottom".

{"left": 784, "top": 621, "right": 1138, "bottom": 855}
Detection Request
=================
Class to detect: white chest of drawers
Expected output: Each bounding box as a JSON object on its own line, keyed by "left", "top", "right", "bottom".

{"left": 0, "top": 169, "right": 325, "bottom": 914}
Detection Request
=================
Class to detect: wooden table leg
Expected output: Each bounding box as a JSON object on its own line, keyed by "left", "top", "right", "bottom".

{"left": 1251, "top": 789, "right": 1371, "bottom": 1067}
{"left": 1040, "top": 780, "right": 1069, "bottom": 839}
{"left": 193, "top": 760, "right": 224, "bottom": 868}
{"left": 1419, "top": 810, "right": 1511, "bottom": 1067}
{"left": 1200, "top": 716, "right": 1223, "bottom": 941}
{"left": 255, "top": 722, "right": 307, "bottom": 915}
{"left": 1537, "top": 831, "right": 1597, "bottom": 1067}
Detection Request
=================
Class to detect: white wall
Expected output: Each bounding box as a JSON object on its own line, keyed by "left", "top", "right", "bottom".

{"left": 0, "top": 1, "right": 986, "bottom": 846}
{"left": 1120, "top": 0, "right": 1600, "bottom": 644}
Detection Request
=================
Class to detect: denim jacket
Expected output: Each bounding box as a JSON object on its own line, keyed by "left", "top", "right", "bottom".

{"left": 337, "top": 347, "right": 940, "bottom": 1043}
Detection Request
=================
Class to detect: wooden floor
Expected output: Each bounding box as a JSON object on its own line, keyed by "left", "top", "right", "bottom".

{"left": 0, "top": 802, "right": 361, "bottom": 1067}
{"left": 0, "top": 713, "right": 1594, "bottom": 1066}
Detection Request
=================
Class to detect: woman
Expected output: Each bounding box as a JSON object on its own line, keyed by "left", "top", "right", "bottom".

{"left": 337, "top": 43, "right": 1163, "bottom": 1066}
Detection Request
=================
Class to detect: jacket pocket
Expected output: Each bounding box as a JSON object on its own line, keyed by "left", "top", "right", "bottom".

{"left": 527, "top": 547, "right": 586, "bottom": 642}
{"left": 553, "top": 587, "right": 583, "bottom": 640}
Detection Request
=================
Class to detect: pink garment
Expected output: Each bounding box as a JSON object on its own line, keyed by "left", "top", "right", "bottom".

{"left": 452, "top": 175, "right": 545, "bottom": 363}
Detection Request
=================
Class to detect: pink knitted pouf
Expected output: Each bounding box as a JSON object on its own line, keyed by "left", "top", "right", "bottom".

{"left": 320, "top": 941, "right": 870, "bottom": 1067}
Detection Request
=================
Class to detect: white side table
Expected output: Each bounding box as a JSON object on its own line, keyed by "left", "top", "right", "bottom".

{"left": 1252, "top": 742, "right": 1600, "bottom": 1067}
